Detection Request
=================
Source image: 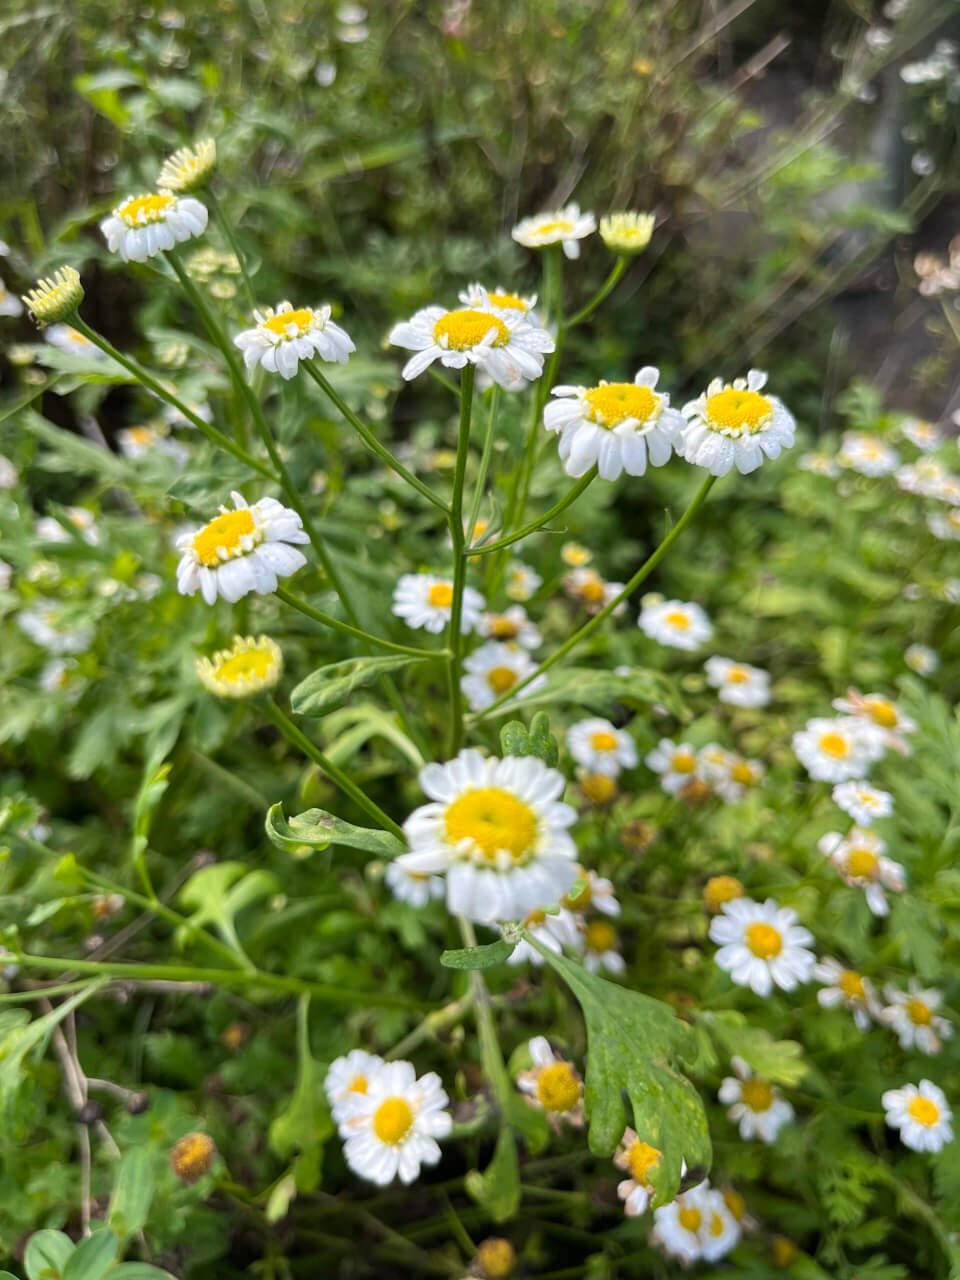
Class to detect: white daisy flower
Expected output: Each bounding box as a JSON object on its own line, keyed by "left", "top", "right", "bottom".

{"left": 832, "top": 689, "right": 916, "bottom": 753}
{"left": 16, "top": 603, "right": 94, "bottom": 655}
{"left": 791, "top": 715, "right": 885, "bottom": 782}
{"left": 718, "top": 1056, "right": 794, "bottom": 1143}
{"left": 895, "top": 458, "right": 958, "bottom": 499}
{"left": 704, "top": 749, "right": 765, "bottom": 804}
{"left": 837, "top": 431, "right": 900, "bottom": 477}
{"left": 388, "top": 298, "right": 554, "bottom": 389}
{"left": 679, "top": 369, "right": 795, "bottom": 476}
{"left": 704, "top": 657, "right": 771, "bottom": 708}
{"left": 458, "top": 282, "right": 541, "bottom": 324}
{"left": 116, "top": 425, "right": 189, "bottom": 466}
{"left": 561, "top": 541, "right": 592, "bottom": 567}
{"left": 38, "top": 658, "right": 84, "bottom": 700}
{"left": 233, "top": 301, "right": 355, "bottom": 379}
{"left": 396, "top": 749, "right": 578, "bottom": 925}
{"left": 36, "top": 507, "right": 98, "bottom": 545}
{"left": 563, "top": 567, "right": 625, "bottom": 615}
{"left": 390, "top": 573, "right": 485, "bottom": 635}
{"left": 882, "top": 1080, "right": 953, "bottom": 1153}
{"left": 818, "top": 828, "right": 906, "bottom": 917}
{"left": 44, "top": 324, "right": 108, "bottom": 360}
{"left": 476, "top": 606, "right": 542, "bottom": 650}
{"left": 507, "top": 906, "right": 582, "bottom": 966}
{"left": 567, "top": 718, "right": 637, "bottom": 777}
{"left": 511, "top": 203, "right": 596, "bottom": 260}
{"left": 196, "top": 635, "right": 283, "bottom": 699}
{"left": 645, "top": 739, "right": 702, "bottom": 795}
{"left": 832, "top": 780, "right": 893, "bottom": 826}
{"left": 881, "top": 983, "right": 952, "bottom": 1055}
{"left": 582, "top": 918, "right": 625, "bottom": 975}
{"left": 0, "top": 277, "right": 23, "bottom": 317}
{"left": 653, "top": 1184, "right": 740, "bottom": 1265}
{"left": 460, "top": 641, "right": 544, "bottom": 711}
{"left": 543, "top": 367, "right": 684, "bottom": 481}
{"left": 564, "top": 867, "right": 620, "bottom": 917}
{"left": 100, "top": 190, "right": 208, "bottom": 262}
{"left": 384, "top": 861, "right": 445, "bottom": 908}
{"left": 905, "top": 643, "right": 939, "bottom": 676}
{"left": 516, "top": 1037, "right": 584, "bottom": 1128}
{"left": 797, "top": 450, "right": 839, "bottom": 476}
{"left": 709, "top": 897, "right": 816, "bottom": 997}
{"left": 505, "top": 562, "right": 542, "bottom": 602}
{"left": 638, "top": 598, "right": 713, "bottom": 651}
{"left": 928, "top": 508, "right": 960, "bottom": 541}
{"left": 339, "top": 1059, "right": 452, "bottom": 1185}
{"left": 614, "top": 1130, "right": 662, "bottom": 1217}
{"left": 900, "top": 417, "right": 942, "bottom": 451}
{"left": 324, "top": 1049, "right": 385, "bottom": 1124}
{"left": 699, "top": 1188, "right": 742, "bottom": 1262}
{"left": 175, "top": 491, "right": 309, "bottom": 605}
{"left": 814, "top": 957, "right": 879, "bottom": 1031}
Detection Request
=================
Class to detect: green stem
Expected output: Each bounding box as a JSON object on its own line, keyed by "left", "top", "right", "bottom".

{"left": 275, "top": 586, "right": 440, "bottom": 658}
{"left": 207, "top": 186, "right": 256, "bottom": 309}
{"left": 445, "top": 365, "right": 476, "bottom": 756}
{"left": 67, "top": 315, "right": 272, "bottom": 480}
{"left": 458, "top": 918, "right": 513, "bottom": 1109}
{"left": 304, "top": 361, "right": 449, "bottom": 514}
{"left": 467, "top": 468, "right": 596, "bottom": 557}
{"left": 385, "top": 992, "right": 474, "bottom": 1062}
{"left": 464, "top": 386, "right": 500, "bottom": 542}
{"left": 564, "top": 256, "right": 629, "bottom": 329}
{"left": 471, "top": 472, "right": 718, "bottom": 722}
{"left": 263, "top": 697, "right": 405, "bottom": 841}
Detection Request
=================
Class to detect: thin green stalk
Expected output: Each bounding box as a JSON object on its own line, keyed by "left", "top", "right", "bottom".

{"left": 304, "top": 360, "right": 449, "bottom": 513}
{"left": 67, "top": 315, "right": 272, "bottom": 479}
{"left": 458, "top": 918, "right": 513, "bottom": 1109}
{"left": 276, "top": 586, "right": 441, "bottom": 657}
{"left": 471, "top": 472, "right": 719, "bottom": 722}
{"left": 445, "top": 365, "right": 476, "bottom": 756}
{"left": 467, "top": 468, "right": 596, "bottom": 557}
{"left": 263, "top": 697, "right": 405, "bottom": 840}
{"left": 207, "top": 186, "right": 256, "bottom": 309}
{"left": 464, "top": 386, "right": 500, "bottom": 543}
{"left": 384, "top": 992, "right": 474, "bottom": 1062}
{"left": 564, "top": 256, "right": 629, "bottom": 329}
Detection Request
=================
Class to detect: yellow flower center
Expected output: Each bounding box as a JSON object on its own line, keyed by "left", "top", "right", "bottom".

{"left": 745, "top": 922, "right": 782, "bottom": 959}
{"left": 704, "top": 876, "right": 744, "bottom": 910}
{"left": 705, "top": 387, "right": 774, "bottom": 434}
{"left": 866, "top": 699, "right": 898, "bottom": 728}
{"left": 626, "top": 1140, "right": 660, "bottom": 1184}
{"left": 741, "top": 1078, "right": 775, "bottom": 1112}
{"left": 709, "top": 1213, "right": 727, "bottom": 1238}
{"left": 672, "top": 751, "right": 697, "bottom": 774}
{"left": 64, "top": 327, "right": 91, "bottom": 345}
{"left": 372, "top": 1096, "right": 414, "bottom": 1145}
{"left": 127, "top": 426, "right": 155, "bottom": 445}
{"left": 838, "top": 970, "right": 866, "bottom": 1000}
{"left": 534, "top": 218, "right": 574, "bottom": 237}
{"left": 487, "top": 291, "right": 528, "bottom": 311}
{"left": 535, "top": 1061, "right": 581, "bottom": 1113}
{"left": 434, "top": 309, "right": 509, "bottom": 350}
{"left": 580, "top": 773, "right": 617, "bottom": 805}
{"left": 525, "top": 908, "right": 547, "bottom": 926}
{"left": 907, "top": 998, "right": 933, "bottom": 1026}
{"left": 486, "top": 666, "right": 518, "bottom": 694}
{"left": 262, "top": 307, "right": 314, "bottom": 337}
{"left": 664, "top": 610, "right": 691, "bottom": 630}
{"left": 563, "top": 873, "right": 592, "bottom": 909}
{"left": 583, "top": 383, "right": 658, "bottom": 429}
{"left": 578, "top": 575, "right": 606, "bottom": 605}
{"left": 678, "top": 1206, "right": 702, "bottom": 1233}
{"left": 846, "top": 849, "right": 879, "bottom": 879}
{"left": 118, "top": 193, "right": 176, "bottom": 226}
{"left": 585, "top": 920, "right": 617, "bottom": 953}
{"left": 818, "top": 732, "right": 850, "bottom": 758}
{"left": 444, "top": 788, "right": 538, "bottom": 862}
{"left": 349, "top": 1074, "right": 368, "bottom": 1094}
{"left": 730, "top": 761, "right": 757, "bottom": 785}
{"left": 192, "top": 508, "right": 259, "bottom": 567}
{"left": 726, "top": 667, "right": 750, "bottom": 683}
{"left": 908, "top": 1096, "right": 940, "bottom": 1127}
{"left": 724, "top": 1189, "right": 747, "bottom": 1221}
{"left": 590, "top": 730, "right": 619, "bottom": 752}
{"left": 489, "top": 615, "right": 520, "bottom": 639}
{"left": 427, "top": 582, "right": 454, "bottom": 608}
{"left": 214, "top": 648, "right": 276, "bottom": 685}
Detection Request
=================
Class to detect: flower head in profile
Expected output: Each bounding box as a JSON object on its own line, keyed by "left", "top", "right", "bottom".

{"left": 157, "top": 138, "right": 216, "bottom": 193}
{"left": 883, "top": 1080, "right": 953, "bottom": 1153}
{"left": 792, "top": 715, "right": 885, "bottom": 782}
{"left": 567, "top": 717, "right": 637, "bottom": 777}
{"left": 818, "top": 828, "right": 905, "bottom": 916}
{"left": 645, "top": 738, "right": 701, "bottom": 795}
{"left": 837, "top": 431, "right": 899, "bottom": 476}
{"left": 709, "top": 897, "right": 816, "bottom": 996}
{"left": 396, "top": 749, "right": 578, "bottom": 924}
{"left": 614, "top": 1129, "right": 661, "bottom": 1216}
{"left": 234, "top": 302, "right": 355, "bottom": 378}
{"left": 831, "top": 780, "right": 893, "bottom": 826}
{"left": 476, "top": 606, "right": 542, "bottom": 650}
{"left": 704, "top": 657, "right": 771, "bottom": 708}
{"left": 718, "top": 1057, "right": 794, "bottom": 1143}
{"left": 101, "top": 190, "right": 208, "bottom": 262}
{"left": 197, "top": 635, "right": 282, "bottom": 698}
{"left": 638, "top": 598, "right": 713, "bottom": 651}
{"left": 175, "top": 491, "right": 309, "bottom": 605}
{"left": 881, "top": 983, "right": 952, "bottom": 1055}
{"left": 22, "top": 267, "right": 84, "bottom": 326}
{"left": 458, "top": 282, "right": 540, "bottom": 324}
{"left": 543, "top": 367, "right": 684, "bottom": 481}
{"left": 389, "top": 296, "right": 554, "bottom": 389}
{"left": 516, "top": 1037, "right": 584, "bottom": 1129}
{"left": 679, "top": 370, "right": 795, "bottom": 476}
{"left": 704, "top": 875, "right": 745, "bottom": 913}
{"left": 338, "top": 1059, "right": 451, "bottom": 1185}
{"left": 814, "top": 958, "right": 879, "bottom": 1030}
{"left": 461, "top": 641, "right": 543, "bottom": 711}
{"left": 324, "top": 1049, "right": 386, "bottom": 1124}
{"left": 391, "top": 573, "right": 485, "bottom": 635}
{"left": 600, "top": 211, "right": 655, "bottom": 255}
{"left": 512, "top": 203, "right": 596, "bottom": 259}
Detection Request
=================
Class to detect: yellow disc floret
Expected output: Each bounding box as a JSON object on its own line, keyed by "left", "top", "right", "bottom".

{"left": 907, "top": 998, "right": 933, "bottom": 1026}
{"left": 372, "top": 1097, "right": 414, "bottom": 1145}
{"left": 444, "top": 788, "right": 538, "bottom": 862}
{"left": 118, "top": 193, "right": 176, "bottom": 226}
{"left": 818, "top": 732, "right": 850, "bottom": 759}
{"left": 741, "top": 1078, "right": 775, "bottom": 1112}
{"left": 839, "top": 970, "right": 866, "bottom": 1000}
{"left": 590, "top": 730, "right": 619, "bottom": 752}
{"left": 705, "top": 387, "right": 774, "bottom": 435}
{"left": 193, "top": 508, "right": 260, "bottom": 566}
{"left": 908, "top": 1096, "right": 940, "bottom": 1126}
{"left": 158, "top": 138, "right": 216, "bottom": 193}
{"left": 486, "top": 666, "right": 518, "bottom": 694}
{"left": 745, "top": 922, "right": 783, "bottom": 959}
{"left": 678, "top": 1206, "right": 702, "bottom": 1233}
{"left": 170, "top": 1132, "right": 217, "bottom": 1183}
{"left": 846, "top": 848, "right": 879, "bottom": 879}
{"left": 704, "top": 875, "right": 744, "bottom": 912}
{"left": 627, "top": 1140, "right": 661, "bottom": 1185}
{"left": 197, "top": 635, "right": 283, "bottom": 699}
{"left": 427, "top": 582, "right": 454, "bottom": 608}
{"left": 434, "top": 309, "right": 509, "bottom": 350}
{"left": 585, "top": 920, "right": 617, "bottom": 953}
{"left": 487, "top": 292, "right": 529, "bottom": 311}
{"left": 262, "top": 307, "right": 315, "bottom": 337}
{"left": 584, "top": 382, "right": 658, "bottom": 428}
{"left": 535, "top": 1061, "right": 581, "bottom": 1113}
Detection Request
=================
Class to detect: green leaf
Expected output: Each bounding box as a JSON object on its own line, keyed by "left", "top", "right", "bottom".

{"left": 890, "top": 896, "right": 941, "bottom": 980}
{"left": 268, "top": 997, "right": 334, "bottom": 1178}
{"left": 266, "top": 803, "right": 405, "bottom": 857}
{"left": 492, "top": 667, "right": 684, "bottom": 718}
{"left": 697, "top": 1011, "right": 808, "bottom": 1086}
{"left": 499, "top": 712, "right": 559, "bottom": 766}
{"left": 0, "top": 985, "right": 105, "bottom": 1103}
{"left": 440, "top": 939, "right": 516, "bottom": 970}
{"left": 107, "top": 1147, "right": 155, "bottom": 1241}
{"left": 24, "top": 1231, "right": 75, "bottom": 1280}
{"left": 531, "top": 943, "right": 710, "bottom": 1205}
{"left": 465, "top": 1126, "right": 520, "bottom": 1223}
{"left": 177, "top": 862, "right": 278, "bottom": 960}
{"left": 61, "top": 1231, "right": 118, "bottom": 1280}
{"left": 291, "top": 656, "right": 430, "bottom": 717}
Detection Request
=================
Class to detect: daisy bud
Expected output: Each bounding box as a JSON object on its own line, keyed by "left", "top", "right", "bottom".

{"left": 579, "top": 771, "right": 618, "bottom": 806}
{"left": 599, "top": 211, "right": 655, "bottom": 255}
{"left": 475, "top": 1238, "right": 517, "bottom": 1279}
{"left": 158, "top": 138, "right": 217, "bottom": 193}
{"left": 703, "top": 875, "right": 745, "bottom": 912}
{"left": 170, "top": 1132, "right": 217, "bottom": 1183}
{"left": 196, "top": 635, "right": 283, "bottom": 699}
{"left": 22, "top": 267, "right": 84, "bottom": 327}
